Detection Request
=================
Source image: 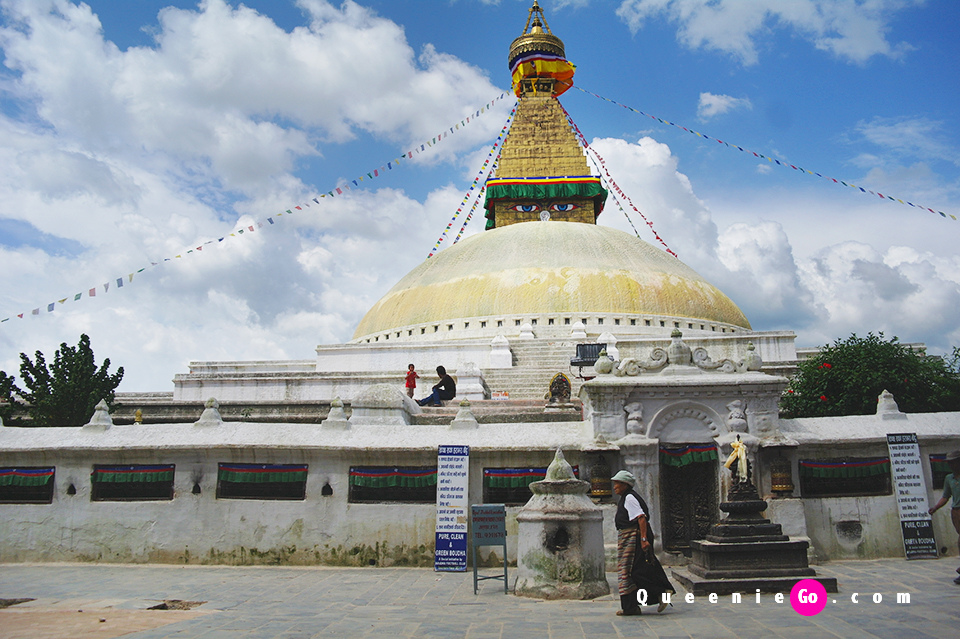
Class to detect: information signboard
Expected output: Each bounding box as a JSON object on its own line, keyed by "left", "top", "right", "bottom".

{"left": 886, "top": 433, "right": 938, "bottom": 560}
{"left": 471, "top": 504, "right": 507, "bottom": 594}
{"left": 435, "top": 445, "right": 469, "bottom": 571}
{"left": 471, "top": 504, "right": 506, "bottom": 545}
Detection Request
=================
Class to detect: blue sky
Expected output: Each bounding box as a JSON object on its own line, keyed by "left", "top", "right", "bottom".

{"left": 0, "top": 0, "right": 957, "bottom": 390}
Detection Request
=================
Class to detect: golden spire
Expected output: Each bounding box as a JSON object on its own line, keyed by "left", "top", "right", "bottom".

{"left": 509, "top": 1, "right": 565, "bottom": 70}
{"left": 508, "top": 2, "right": 575, "bottom": 99}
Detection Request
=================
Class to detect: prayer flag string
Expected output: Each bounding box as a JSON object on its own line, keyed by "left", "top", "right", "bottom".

{"left": 576, "top": 86, "right": 957, "bottom": 222}
{"left": 427, "top": 106, "right": 516, "bottom": 258}
{"left": 1, "top": 94, "right": 511, "bottom": 325}
{"left": 560, "top": 103, "right": 677, "bottom": 257}
{"left": 453, "top": 151, "right": 501, "bottom": 246}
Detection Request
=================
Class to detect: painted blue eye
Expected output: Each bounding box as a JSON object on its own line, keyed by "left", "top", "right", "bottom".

{"left": 550, "top": 203, "right": 579, "bottom": 212}
{"left": 510, "top": 204, "right": 540, "bottom": 212}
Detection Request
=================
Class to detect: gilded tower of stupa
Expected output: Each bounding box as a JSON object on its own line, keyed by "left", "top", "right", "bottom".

{"left": 351, "top": 2, "right": 750, "bottom": 344}
{"left": 483, "top": 1, "right": 607, "bottom": 228}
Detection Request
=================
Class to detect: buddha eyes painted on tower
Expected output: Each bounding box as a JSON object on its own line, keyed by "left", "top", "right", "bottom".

{"left": 509, "top": 202, "right": 581, "bottom": 213}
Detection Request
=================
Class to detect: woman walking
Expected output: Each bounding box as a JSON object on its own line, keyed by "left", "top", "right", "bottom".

{"left": 612, "top": 470, "right": 675, "bottom": 616}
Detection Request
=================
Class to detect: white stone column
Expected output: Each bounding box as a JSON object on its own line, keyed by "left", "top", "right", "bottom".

{"left": 456, "top": 362, "right": 489, "bottom": 400}
{"left": 580, "top": 384, "right": 627, "bottom": 442}
{"left": 619, "top": 440, "right": 662, "bottom": 553}
{"left": 489, "top": 335, "right": 513, "bottom": 368}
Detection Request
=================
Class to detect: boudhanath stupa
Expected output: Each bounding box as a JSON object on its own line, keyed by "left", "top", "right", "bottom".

{"left": 169, "top": 1, "right": 791, "bottom": 406}
{"left": 0, "top": 2, "right": 956, "bottom": 574}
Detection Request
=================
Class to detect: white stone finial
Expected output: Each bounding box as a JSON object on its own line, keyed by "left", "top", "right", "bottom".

{"left": 571, "top": 320, "right": 587, "bottom": 340}
{"left": 598, "top": 332, "right": 618, "bottom": 361}
{"left": 194, "top": 397, "right": 223, "bottom": 427}
{"left": 742, "top": 342, "right": 763, "bottom": 371}
{"left": 321, "top": 396, "right": 351, "bottom": 430}
{"left": 450, "top": 399, "right": 479, "bottom": 430}
{"left": 593, "top": 350, "right": 614, "bottom": 375}
{"left": 82, "top": 399, "right": 114, "bottom": 431}
{"left": 519, "top": 322, "right": 535, "bottom": 339}
{"left": 544, "top": 447, "right": 576, "bottom": 481}
{"left": 877, "top": 389, "right": 907, "bottom": 420}
{"left": 666, "top": 329, "right": 692, "bottom": 366}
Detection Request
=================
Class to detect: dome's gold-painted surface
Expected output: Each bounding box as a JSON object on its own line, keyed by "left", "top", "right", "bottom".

{"left": 353, "top": 222, "right": 749, "bottom": 339}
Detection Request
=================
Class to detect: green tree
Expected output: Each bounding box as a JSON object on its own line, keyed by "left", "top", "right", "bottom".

{"left": 780, "top": 333, "right": 960, "bottom": 418}
{"left": 947, "top": 346, "right": 960, "bottom": 374}
{"left": 0, "top": 369, "right": 17, "bottom": 425}
{"left": 2, "top": 334, "right": 124, "bottom": 427}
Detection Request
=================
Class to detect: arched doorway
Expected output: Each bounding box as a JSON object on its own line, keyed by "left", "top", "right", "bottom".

{"left": 659, "top": 444, "right": 719, "bottom": 555}
{"left": 654, "top": 408, "right": 721, "bottom": 556}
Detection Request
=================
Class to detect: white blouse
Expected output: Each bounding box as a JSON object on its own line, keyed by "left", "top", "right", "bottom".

{"left": 624, "top": 493, "right": 646, "bottom": 521}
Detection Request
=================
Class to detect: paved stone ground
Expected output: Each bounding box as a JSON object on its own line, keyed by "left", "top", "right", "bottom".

{"left": 0, "top": 559, "right": 958, "bottom": 638}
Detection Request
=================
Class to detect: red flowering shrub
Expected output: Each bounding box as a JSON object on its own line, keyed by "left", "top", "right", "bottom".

{"left": 780, "top": 333, "right": 960, "bottom": 418}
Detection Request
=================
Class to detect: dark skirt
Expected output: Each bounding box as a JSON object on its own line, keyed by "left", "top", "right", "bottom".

{"left": 617, "top": 527, "right": 675, "bottom": 602}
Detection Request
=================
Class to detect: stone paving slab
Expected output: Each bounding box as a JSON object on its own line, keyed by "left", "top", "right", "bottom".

{"left": 0, "top": 558, "right": 957, "bottom": 638}
{"left": 0, "top": 608, "right": 210, "bottom": 639}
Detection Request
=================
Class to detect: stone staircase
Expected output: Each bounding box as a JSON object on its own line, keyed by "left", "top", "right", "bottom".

{"left": 480, "top": 339, "right": 592, "bottom": 400}
{"left": 412, "top": 399, "right": 581, "bottom": 425}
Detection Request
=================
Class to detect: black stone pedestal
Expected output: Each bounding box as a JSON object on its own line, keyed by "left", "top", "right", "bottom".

{"left": 672, "top": 480, "right": 837, "bottom": 596}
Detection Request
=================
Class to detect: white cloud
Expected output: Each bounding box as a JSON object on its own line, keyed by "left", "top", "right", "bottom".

{"left": 589, "top": 136, "right": 815, "bottom": 329}
{"left": 588, "top": 135, "right": 960, "bottom": 351}
{"left": 697, "top": 92, "right": 752, "bottom": 120}
{"left": 0, "top": 0, "right": 506, "bottom": 390}
{"left": 855, "top": 117, "right": 960, "bottom": 166}
{"left": 589, "top": 136, "right": 721, "bottom": 268}
{"left": 715, "top": 221, "right": 817, "bottom": 328}
{"left": 616, "top": 0, "right": 920, "bottom": 65}
{"left": 0, "top": 0, "right": 506, "bottom": 185}
{"left": 798, "top": 241, "right": 960, "bottom": 349}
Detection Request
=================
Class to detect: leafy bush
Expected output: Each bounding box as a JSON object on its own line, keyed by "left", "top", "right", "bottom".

{"left": 0, "top": 334, "right": 124, "bottom": 427}
{"left": 780, "top": 333, "right": 960, "bottom": 418}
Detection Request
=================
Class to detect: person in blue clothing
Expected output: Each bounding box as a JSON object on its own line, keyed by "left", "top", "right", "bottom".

{"left": 416, "top": 366, "right": 456, "bottom": 406}
{"left": 929, "top": 449, "right": 960, "bottom": 585}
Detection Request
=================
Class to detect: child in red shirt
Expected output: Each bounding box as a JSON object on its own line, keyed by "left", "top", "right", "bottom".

{"left": 404, "top": 364, "right": 420, "bottom": 398}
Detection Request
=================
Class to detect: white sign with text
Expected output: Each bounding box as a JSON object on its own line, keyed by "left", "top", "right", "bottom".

{"left": 435, "top": 445, "right": 469, "bottom": 571}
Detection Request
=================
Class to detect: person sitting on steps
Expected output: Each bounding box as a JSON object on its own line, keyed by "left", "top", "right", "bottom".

{"left": 417, "top": 366, "right": 456, "bottom": 407}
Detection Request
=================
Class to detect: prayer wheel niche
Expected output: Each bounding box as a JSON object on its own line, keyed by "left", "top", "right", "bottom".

{"left": 769, "top": 455, "right": 795, "bottom": 495}
{"left": 514, "top": 448, "right": 609, "bottom": 600}
{"left": 589, "top": 455, "right": 612, "bottom": 499}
